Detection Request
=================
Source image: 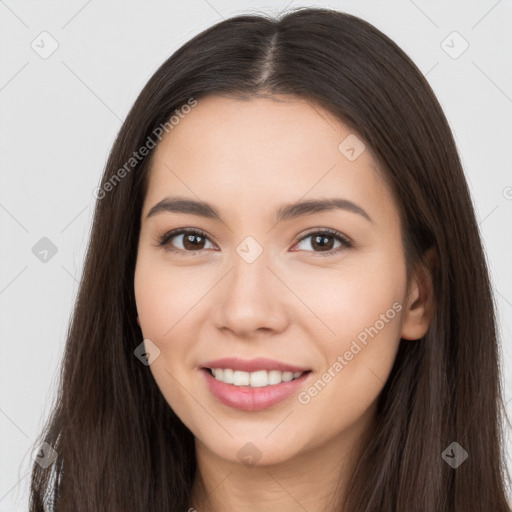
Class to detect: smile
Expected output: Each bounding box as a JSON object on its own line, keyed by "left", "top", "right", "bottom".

{"left": 200, "top": 367, "right": 313, "bottom": 411}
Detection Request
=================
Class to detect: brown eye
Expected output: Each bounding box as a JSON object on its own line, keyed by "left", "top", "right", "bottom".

{"left": 311, "top": 234, "right": 336, "bottom": 251}
{"left": 293, "top": 229, "right": 352, "bottom": 256}
{"left": 181, "top": 232, "right": 207, "bottom": 250}
{"left": 158, "top": 229, "right": 214, "bottom": 254}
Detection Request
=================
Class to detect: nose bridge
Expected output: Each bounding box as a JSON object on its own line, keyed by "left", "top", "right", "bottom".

{"left": 229, "top": 236, "right": 274, "bottom": 303}
{"left": 213, "top": 235, "right": 287, "bottom": 335}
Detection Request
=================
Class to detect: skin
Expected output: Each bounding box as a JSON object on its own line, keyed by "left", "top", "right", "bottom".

{"left": 134, "top": 95, "right": 435, "bottom": 512}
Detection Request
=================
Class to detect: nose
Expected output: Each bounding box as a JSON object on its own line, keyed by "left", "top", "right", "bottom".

{"left": 212, "top": 249, "right": 289, "bottom": 339}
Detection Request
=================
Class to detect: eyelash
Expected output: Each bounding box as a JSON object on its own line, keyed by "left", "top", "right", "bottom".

{"left": 154, "top": 227, "right": 353, "bottom": 257}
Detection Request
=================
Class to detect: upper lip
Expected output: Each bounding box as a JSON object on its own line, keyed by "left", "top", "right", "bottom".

{"left": 201, "top": 357, "right": 310, "bottom": 373}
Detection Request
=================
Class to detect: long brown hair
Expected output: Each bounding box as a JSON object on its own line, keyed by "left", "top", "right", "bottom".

{"left": 29, "top": 7, "right": 511, "bottom": 511}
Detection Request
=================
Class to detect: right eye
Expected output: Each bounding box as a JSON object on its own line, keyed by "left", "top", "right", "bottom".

{"left": 156, "top": 228, "right": 216, "bottom": 255}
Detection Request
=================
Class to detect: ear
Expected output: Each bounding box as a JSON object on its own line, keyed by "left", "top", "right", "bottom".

{"left": 136, "top": 316, "right": 141, "bottom": 327}
{"left": 401, "top": 246, "right": 437, "bottom": 341}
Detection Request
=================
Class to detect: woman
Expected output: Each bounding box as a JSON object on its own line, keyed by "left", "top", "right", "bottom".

{"left": 30, "top": 7, "right": 511, "bottom": 511}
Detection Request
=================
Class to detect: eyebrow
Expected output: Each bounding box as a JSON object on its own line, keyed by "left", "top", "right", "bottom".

{"left": 146, "top": 196, "right": 372, "bottom": 224}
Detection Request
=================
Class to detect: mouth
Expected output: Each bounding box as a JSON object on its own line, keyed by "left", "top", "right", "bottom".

{"left": 200, "top": 367, "right": 314, "bottom": 411}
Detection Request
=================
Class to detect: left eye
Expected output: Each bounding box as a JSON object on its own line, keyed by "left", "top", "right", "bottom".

{"left": 293, "top": 230, "right": 352, "bottom": 255}
{"left": 156, "top": 228, "right": 352, "bottom": 256}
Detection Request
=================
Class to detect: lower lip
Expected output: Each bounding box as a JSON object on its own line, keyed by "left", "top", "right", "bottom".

{"left": 200, "top": 368, "right": 312, "bottom": 411}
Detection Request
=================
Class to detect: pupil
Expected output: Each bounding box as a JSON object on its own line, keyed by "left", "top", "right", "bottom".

{"left": 184, "top": 234, "right": 204, "bottom": 250}
{"left": 312, "top": 235, "right": 333, "bottom": 251}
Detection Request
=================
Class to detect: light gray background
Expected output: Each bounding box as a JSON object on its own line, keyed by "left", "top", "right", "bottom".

{"left": 1, "top": 1, "right": 511, "bottom": 510}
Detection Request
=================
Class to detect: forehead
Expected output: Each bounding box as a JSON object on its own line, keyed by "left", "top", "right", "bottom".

{"left": 143, "top": 95, "right": 399, "bottom": 228}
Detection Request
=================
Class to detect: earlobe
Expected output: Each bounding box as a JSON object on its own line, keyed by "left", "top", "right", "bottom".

{"left": 400, "top": 246, "right": 437, "bottom": 341}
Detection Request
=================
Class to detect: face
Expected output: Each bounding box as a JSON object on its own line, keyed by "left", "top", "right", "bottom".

{"left": 134, "top": 95, "right": 430, "bottom": 468}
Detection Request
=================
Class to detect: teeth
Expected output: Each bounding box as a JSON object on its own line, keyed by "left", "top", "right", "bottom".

{"left": 233, "top": 370, "right": 250, "bottom": 386}
{"left": 222, "top": 368, "right": 234, "bottom": 384}
{"left": 210, "top": 368, "right": 304, "bottom": 387}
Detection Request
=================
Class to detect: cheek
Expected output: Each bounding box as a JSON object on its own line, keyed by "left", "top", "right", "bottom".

{"left": 134, "top": 253, "right": 203, "bottom": 339}
{"left": 134, "top": 255, "right": 208, "bottom": 393}
{"left": 295, "top": 259, "right": 405, "bottom": 415}
{"left": 134, "top": 258, "right": 203, "bottom": 428}
{"left": 291, "top": 257, "right": 405, "bottom": 343}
